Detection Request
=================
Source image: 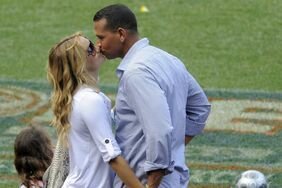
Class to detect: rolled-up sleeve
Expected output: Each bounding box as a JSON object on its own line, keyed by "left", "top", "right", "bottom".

{"left": 124, "top": 70, "right": 174, "bottom": 173}
{"left": 79, "top": 93, "right": 121, "bottom": 162}
{"left": 185, "top": 77, "right": 211, "bottom": 136}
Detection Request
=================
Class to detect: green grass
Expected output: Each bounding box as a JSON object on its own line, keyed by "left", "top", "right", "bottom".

{"left": 1, "top": 0, "right": 282, "bottom": 187}
{"left": 1, "top": 80, "right": 282, "bottom": 187}
{"left": 0, "top": 0, "right": 282, "bottom": 91}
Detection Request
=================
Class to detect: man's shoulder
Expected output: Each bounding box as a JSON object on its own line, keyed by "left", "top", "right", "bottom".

{"left": 138, "top": 45, "right": 165, "bottom": 56}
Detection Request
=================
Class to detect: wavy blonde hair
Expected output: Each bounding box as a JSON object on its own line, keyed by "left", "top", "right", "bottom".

{"left": 47, "top": 32, "right": 98, "bottom": 145}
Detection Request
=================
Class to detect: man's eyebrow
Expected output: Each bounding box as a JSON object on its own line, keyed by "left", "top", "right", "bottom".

{"left": 96, "top": 34, "right": 103, "bottom": 38}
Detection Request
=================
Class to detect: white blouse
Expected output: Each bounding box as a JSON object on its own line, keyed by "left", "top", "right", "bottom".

{"left": 62, "top": 86, "right": 121, "bottom": 188}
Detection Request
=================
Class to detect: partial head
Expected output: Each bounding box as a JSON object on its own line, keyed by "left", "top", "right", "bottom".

{"left": 93, "top": 4, "right": 138, "bottom": 59}
{"left": 47, "top": 32, "right": 101, "bottom": 93}
{"left": 14, "top": 126, "right": 53, "bottom": 186}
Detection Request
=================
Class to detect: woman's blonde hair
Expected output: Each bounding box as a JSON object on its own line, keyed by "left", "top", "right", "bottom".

{"left": 47, "top": 32, "right": 98, "bottom": 145}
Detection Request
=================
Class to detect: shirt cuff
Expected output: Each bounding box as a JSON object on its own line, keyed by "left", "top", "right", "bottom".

{"left": 144, "top": 160, "right": 174, "bottom": 175}
{"left": 102, "top": 138, "right": 122, "bottom": 162}
{"left": 185, "top": 118, "right": 206, "bottom": 136}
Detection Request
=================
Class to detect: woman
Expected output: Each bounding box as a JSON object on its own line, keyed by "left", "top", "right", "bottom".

{"left": 47, "top": 32, "right": 144, "bottom": 188}
{"left": 14, "top": 126, "right": 53, "bottom": 188}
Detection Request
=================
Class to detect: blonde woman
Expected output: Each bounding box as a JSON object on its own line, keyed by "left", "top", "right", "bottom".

{"left": 47, "top": 33, "right": 144, "bottom": 188}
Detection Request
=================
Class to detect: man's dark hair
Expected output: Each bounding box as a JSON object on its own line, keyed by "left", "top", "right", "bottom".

{"left": 93, "top": 4, "right": 138, "bottom": 33}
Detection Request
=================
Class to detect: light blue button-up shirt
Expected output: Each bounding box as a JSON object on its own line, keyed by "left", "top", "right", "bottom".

{"left": 113, "top": 38, "right": 211, "bottom": 187}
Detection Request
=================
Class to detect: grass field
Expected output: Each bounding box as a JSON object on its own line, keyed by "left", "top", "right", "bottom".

{"left": 1, "top": 0, "right": 282, "bottom": 187}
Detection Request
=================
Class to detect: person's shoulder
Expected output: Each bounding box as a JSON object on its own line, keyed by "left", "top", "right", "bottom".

{"left": 80, "top": 90, "right": 104, "bottom": 105}
{"left": 72, "top": 87, "right": 106, "bottom": 110}
{"left": 137, "top": 45, "right": 160, "bottom": 57}
{"left": 74, "top": 86, "right": 100, "bottom": 100}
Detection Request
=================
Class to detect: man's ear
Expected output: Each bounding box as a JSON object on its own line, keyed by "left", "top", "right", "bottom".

{"left": 117, "top": 28, "right": 127, "bottom": 42}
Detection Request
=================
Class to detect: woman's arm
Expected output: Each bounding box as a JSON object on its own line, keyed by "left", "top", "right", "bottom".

{"left": 109, "top": 156, "right": 144, "bottom": 188}
{"left": 79, "top": 94, "right": 143, "bottom": 187}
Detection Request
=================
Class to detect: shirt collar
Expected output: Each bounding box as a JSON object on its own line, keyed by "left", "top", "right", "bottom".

{"left": 116, "top": 38, "right": 149, "bottom": 79}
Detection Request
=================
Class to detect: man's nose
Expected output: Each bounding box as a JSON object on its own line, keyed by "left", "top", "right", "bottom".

{"left": 95, "top": 43, "right": 102, "bottom": 53}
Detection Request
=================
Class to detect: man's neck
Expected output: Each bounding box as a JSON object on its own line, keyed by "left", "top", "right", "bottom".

{"left": 121, "top": 35, "right": 139, "bottom": 58}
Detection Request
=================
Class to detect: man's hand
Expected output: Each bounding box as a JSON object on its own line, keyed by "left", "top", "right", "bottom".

{"left": 185, "top": 135, "right": 194, "bottom": 145}
{"left": 147, "top": 169, "right": 165, "bottom": 188}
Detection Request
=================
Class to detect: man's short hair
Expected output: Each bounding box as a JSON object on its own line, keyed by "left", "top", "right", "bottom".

{"left": 93, "top": 4, "right": 138, "bottom": 33}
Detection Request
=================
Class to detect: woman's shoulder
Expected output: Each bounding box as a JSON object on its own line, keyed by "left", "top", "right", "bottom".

{"left": 74, "top": 86, "right": 100, "bottom": 99}
{"left": 74, "top": 86, "right": 109, "bottom": 105}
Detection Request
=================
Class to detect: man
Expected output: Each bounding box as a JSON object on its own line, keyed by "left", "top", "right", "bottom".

{"left": 93, "top": 4, "right": 211, "bottom": 188}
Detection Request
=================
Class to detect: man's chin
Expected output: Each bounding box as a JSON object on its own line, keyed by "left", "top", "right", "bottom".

{"left": 102, "top": 52, "right": 118, "bottom": 60}
{"left": 104, "top": 55, "right": 117, "bottom": 60}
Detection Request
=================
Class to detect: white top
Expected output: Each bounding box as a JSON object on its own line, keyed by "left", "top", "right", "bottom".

{"left": 62, "top": 86, "right": 121, "bottom": 188}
